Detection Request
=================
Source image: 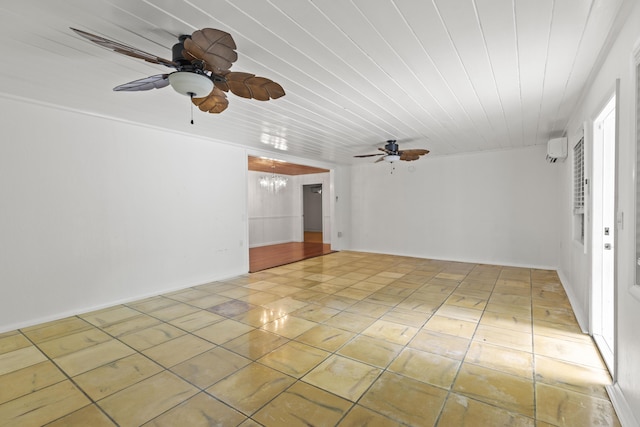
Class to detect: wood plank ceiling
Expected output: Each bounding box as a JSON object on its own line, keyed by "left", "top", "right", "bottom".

{"left": 0, "top": 0, "right": 631, "bottom": 165}
{"left": 248, "top": 156, "right": 328, "bottom": 175}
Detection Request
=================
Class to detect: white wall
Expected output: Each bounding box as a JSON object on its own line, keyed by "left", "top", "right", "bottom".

{"left": 332, "top": 165, "right": 352, "bottom": 250}
{"left": 558, "top": 3, "right": 640, "bottom": 424}
{"left": 248, "top": 171, "right": 331, "bottom": 247}
{"left": 0, "top": 96, "right": 248, "bottom": 332}
{"left": 248, "top": 170, "right": 297, "bottom": 246}
{"left": 350, "top": 145, "right": 560, "bottom": 269}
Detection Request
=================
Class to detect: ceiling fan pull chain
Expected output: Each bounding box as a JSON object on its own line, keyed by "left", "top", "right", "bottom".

{"left": 189, "top": 92, "right": 195, "bottom": 124}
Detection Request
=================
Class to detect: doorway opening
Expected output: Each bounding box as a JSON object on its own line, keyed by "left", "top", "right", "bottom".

{"left": 246, "top": 156, "right": 334, "bottom": 272}
{"left": 591, "top": 92, "right": 617, "bottom": 377}
{"left": 303, "top": 184, "right": 323, "bottom": 243}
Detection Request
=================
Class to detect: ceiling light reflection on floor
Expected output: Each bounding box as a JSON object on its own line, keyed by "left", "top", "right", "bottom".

{"left": 269, "top": 314, "right": 289, "bottom": 331}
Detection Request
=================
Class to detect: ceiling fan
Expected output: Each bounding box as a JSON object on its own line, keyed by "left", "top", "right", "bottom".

{"left": 354, "top": 140, "right": 429, "bottom": 163}
{"left": 70, "top": 27, "right": 285, "bottom": 116}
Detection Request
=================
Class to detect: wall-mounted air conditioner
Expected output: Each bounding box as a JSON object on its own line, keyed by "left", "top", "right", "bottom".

{"left": 546, "top": 137, "right": 567, "bottom": 163}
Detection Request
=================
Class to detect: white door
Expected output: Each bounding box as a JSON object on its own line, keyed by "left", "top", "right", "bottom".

{"left": 591, "top": 94, "right": 616, "bottom": 376}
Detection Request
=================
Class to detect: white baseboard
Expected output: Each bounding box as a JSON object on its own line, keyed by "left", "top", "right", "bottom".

{"left": 556, "top": 269, "right": 589, "bottom": 333}
{"left": 0, "top": 270, "right": 246, "bottom": 334}
{"left": 345, "top": 247, "right": 558, "bottom": 270}
{"left": 606, "top": 383, "right": 640, "bottom": 427}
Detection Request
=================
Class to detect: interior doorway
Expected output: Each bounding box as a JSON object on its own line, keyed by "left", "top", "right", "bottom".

{"left": 591, "top": 92, "right": 617, "bottom": 376}
{"left": 303, "top": 184, "right": 323, "bottom": 243}
{"left": 246, "top": 156, "right": 333, "bottom": 272}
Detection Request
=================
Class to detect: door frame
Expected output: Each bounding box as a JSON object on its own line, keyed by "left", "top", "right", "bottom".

{"left": 589, "top": 85, "right": 619, "bottom": 379}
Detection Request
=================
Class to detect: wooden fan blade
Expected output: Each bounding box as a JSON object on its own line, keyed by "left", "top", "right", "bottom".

{"left": 70, "top": 27, "right": 176, "bottom": 68}
{"left": 192, "top": 86, "right": 229, "bottom": 114}
{"left": 184, "top": 28, "right": 237, "bottom": 74}
{"left": 399, "top": 148, "right": 429, "bottom": 161}
{"left": 353, "top": 153, "right": 385, "bottom": 158}
{"left": 399, "top": 149, "right": 430, "bottom": 156}
{"left": 223, "top": 72, "right": 285, "bottom": 100}
{"left": 113, "top": 74, "right": 170, "bottom": 91}
{"left": 213, "top": 73, "right": 230, "bottom": 92}
{"left": 375, "top": 156, "right": 387, "bottom": 163}
{"left": 378, "top": 147, "right": 393, "bottom": 154}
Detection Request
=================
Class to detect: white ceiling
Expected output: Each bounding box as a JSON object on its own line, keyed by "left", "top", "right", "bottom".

{"left": 0, "top": 0, "right": 631, "bottom": 164}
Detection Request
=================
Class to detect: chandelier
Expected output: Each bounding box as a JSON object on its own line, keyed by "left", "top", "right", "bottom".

{"left": 259, "top": 169, "right": 288, "bottom": 193}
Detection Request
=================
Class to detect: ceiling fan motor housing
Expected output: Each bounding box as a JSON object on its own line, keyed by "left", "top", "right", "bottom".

{"left": 168, "top": 35, "right": 214, "bottom": 97}
{"left": 172, "top": 36, "right": 193, "bottom": 69}
{"left": 385, "top": 140, "right": 399, "bottom": 154}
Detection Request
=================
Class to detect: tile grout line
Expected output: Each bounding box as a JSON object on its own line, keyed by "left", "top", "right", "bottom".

{"left": 259, "top": 258, "right": 447, "bottom": 424}
{"left": 328, "top": 261, "right": 451, "bottom": 425}
{"left": 432, "top": 264, "right": 499, "bottom": 427}
{"left": 17, "top": 321, "right": 120, "bottom": 427}
{"left": 2, "top": 255, "right": 609, "bottom": 426}
{"left": 210, "top": 262, "right": 529, "bottom": 424}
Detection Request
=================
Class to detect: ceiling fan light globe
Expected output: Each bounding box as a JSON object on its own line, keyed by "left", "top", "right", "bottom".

{"left": 384, "top": 155, "right": 400, "bottom": 163}
{"left": 168, "top": 71, "right": 213, "bottom": 97}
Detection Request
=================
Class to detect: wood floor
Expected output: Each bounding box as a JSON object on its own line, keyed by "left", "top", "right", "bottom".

{"left": 249, "top": 241, "right": 334, "bottom": 272}
{"left": 303, "top": 231, "right": 323, "bottom": 243}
